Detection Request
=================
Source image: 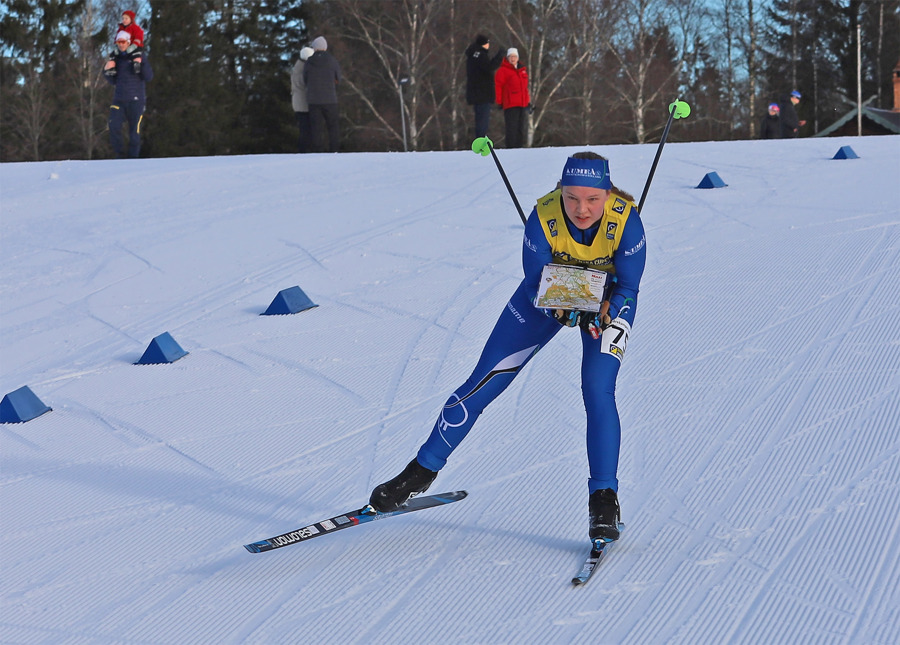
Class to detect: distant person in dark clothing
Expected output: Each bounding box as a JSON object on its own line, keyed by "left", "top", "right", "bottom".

{"left": 760, "top": 103, "right": 781, "bottom": 139}
{"left": 779, "top": 90, "right": 806, "bottom": 138}
{"left": 103, "top": 30, "right": 153, "bottom": 158}
{"left": 304, "top": 36, "right": 342, "bottom": 153}
{"left": 465, "top": 34, "right": 504, "bottom": 139}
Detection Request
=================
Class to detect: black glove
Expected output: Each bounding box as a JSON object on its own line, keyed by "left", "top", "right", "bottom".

{"left": 527, "top": 104, "right": 534, "bottom": 115}
{"left": 578, "top": 311, "right": 612, "bottom": 339}
{"left": 132, "top": 61, "right": 141, "bottom": 74}
{"left": 551, "top": 309, "right": 582, "bottom": 327}
{"left": 103, "top": 67, "right": 117, "bottom": 78}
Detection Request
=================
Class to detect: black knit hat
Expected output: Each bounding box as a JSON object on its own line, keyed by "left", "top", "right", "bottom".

{"left": 475, "top": 34, "right": 489, "bottom": 47}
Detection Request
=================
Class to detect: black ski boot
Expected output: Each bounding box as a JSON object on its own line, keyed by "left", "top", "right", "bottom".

{"left": 368, "top": 458, "right": 438, "bottom": 513}
{"left": 589, "top": 488, "right": 621, "bottom": 543}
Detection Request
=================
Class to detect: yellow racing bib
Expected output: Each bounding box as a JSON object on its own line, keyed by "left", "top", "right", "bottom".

{"left": 535, "top": 189, "right": 634, "bottom": 274}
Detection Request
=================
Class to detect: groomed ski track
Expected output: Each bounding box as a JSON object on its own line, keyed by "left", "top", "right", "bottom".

{"left": 1, "top": 136, "right": 898, "bottom": 644}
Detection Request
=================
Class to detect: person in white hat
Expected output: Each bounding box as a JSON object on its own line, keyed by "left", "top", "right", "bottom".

{"left": 494, "top": 47, "right": 531, "bottom": 148}
{"left": 104, "top": 10, "right": 144, "bottom": 77}
{"left": 291, "top": 46, "right": 316, "bottom": 153}
{"left": 303, "top": 36, "right": 343, "bottom": 152}
{"left": 102, "top": 30, "right": 154, "bottom": 158}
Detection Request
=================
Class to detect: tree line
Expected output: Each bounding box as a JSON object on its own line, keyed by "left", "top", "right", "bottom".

{"left": 1, "top": 0, "right": 897, "bottom": 162}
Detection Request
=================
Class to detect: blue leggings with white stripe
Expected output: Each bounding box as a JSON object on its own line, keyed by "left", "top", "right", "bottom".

{"left": 417, "top": 280, "right": 624, "bottom": 493}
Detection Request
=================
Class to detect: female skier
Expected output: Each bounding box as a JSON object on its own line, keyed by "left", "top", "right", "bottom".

{"left": 369, "top": 152, "right": 646, "bottom": 544}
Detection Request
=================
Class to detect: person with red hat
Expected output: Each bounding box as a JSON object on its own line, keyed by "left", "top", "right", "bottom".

{"left": 105, "top": 10, "right": 144, "bottom": 77}
{"left": 102, "top": 28, "right": 153, "bottom": 158}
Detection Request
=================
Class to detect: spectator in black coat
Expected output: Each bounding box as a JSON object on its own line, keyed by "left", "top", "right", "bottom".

{"left": 103, "top": 30, "right": 154, "bottom": 158}
{"left": 304, "top": 36, "right": 342, "bottom": 153}
{"left": 760, "top": 103, "right": 782, "bottom": 139}
{"left": 779, "top": 90, "right": 806, "bottom": 138}
{"left": 465, "top": 34, "right": 504, "bottom": 139}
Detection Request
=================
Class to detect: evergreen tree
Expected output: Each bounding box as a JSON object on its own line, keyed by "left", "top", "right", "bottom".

{"left": 146, "top": 1, "right": 233, "bottom": 157}
{"left": 209, "top": 0, "right": 308, "bottom": 154}
{"left": 0, "top": 0, "right": 86, "bottom": 160}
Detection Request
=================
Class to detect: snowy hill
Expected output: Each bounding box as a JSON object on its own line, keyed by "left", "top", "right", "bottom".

{"left": 1, "top": 136, "right": 898, "bottom": 644}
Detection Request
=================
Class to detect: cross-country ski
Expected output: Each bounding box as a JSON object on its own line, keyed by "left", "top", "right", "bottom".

{"left": 244, "top": 491, "right": 468, "bottom": 553}
{"left": 572, "top": 523, "right": 624, "bottom": 585}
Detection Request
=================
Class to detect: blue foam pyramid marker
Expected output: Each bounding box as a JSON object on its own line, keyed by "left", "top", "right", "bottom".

{"left": 135, "top": 331, "right": 188, "bottom": 365}
{"left": 261, "top": 286, "right": 318, "bottom": 315}
{"left": 833, "top": 145, "right": 859, "bottom": 160}
{"left": 1, "top": 385, "right": 52, "bottom": 423}
{"left": 697, "top": 172, "right": 727, "bottom": 189}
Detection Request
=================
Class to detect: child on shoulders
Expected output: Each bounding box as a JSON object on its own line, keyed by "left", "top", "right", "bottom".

{"left": 107, "top": 10, "right": 144, "bottom": 75}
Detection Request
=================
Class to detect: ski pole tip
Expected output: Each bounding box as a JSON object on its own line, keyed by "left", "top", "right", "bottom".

{"left": 471, "top": 137, "right": 493, "bottom": 156}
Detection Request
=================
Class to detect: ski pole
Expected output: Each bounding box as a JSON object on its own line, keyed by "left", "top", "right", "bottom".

{"left": 472, "top": 137, "right": 527, "bottom": 226}
{"left": 638, "top": 99, "right": 691, "bottom": 213}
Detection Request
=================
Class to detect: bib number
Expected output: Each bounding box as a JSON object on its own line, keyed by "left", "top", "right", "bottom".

{"left": 600, "top": 318, "right": 631, "bottom": 362}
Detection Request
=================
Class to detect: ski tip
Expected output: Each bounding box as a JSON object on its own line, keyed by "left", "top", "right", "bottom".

{"left": 244, "top": 541, "right": 267, "bottom": 553}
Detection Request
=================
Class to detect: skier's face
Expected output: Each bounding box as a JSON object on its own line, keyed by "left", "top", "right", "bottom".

{"left": 562, "top": 186, "right": 609, "bottom": 230}
{"left": 116, "top": 38, "right": 130, "bottom": 51}
{"left": 121, "top": 14, "right": 132, "bottom": 26}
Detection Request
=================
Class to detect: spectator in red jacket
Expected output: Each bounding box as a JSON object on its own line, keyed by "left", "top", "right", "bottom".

{"left": 118, "top": 10, "right": 144, "bottom": 46}
{"left": 494, "top": 48, "right": 530, "bottom": 148}
{"left": 106, "top": 10, "right": 144, "bottom": 76}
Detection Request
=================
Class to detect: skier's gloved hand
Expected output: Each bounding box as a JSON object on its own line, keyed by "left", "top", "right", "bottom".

{"left": 551, "top": 309, "right": 582, "bottom": 327}
{"left": 578, "top": 311, "right": 612, "bottom": 339}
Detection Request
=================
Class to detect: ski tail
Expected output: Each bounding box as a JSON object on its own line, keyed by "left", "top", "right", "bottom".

{"left": 572, "top": 522, "right": 624, "bottom": 585}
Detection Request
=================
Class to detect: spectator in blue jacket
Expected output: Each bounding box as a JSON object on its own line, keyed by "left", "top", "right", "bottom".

{"left": 103, "top": 30, "right": 153, "bottom": 158}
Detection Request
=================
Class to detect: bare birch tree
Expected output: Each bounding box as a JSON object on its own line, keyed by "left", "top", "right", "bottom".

{"left": 602, "top": 0, "right": 696, "bottom": 142}
{"left": 488, "top": 0, "right": 630, "bottom": 146}
{"left": 329, "top": 0, "right": 446, "bottom": 151}
{"left": 71, "top": 0, "right": 113, "bottom": 159}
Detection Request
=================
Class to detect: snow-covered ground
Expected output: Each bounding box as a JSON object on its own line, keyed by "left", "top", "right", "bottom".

{"left": 1, "top": 135, "right": 898, "bottom": 644}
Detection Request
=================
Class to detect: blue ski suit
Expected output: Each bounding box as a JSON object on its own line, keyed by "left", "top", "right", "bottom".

{"left": 417, "top": 188, "right": 646, "bottom": 493}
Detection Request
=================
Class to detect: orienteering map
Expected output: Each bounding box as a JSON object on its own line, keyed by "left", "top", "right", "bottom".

{"left": 535, "top": 264, "right": 608, "bottom": 311}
